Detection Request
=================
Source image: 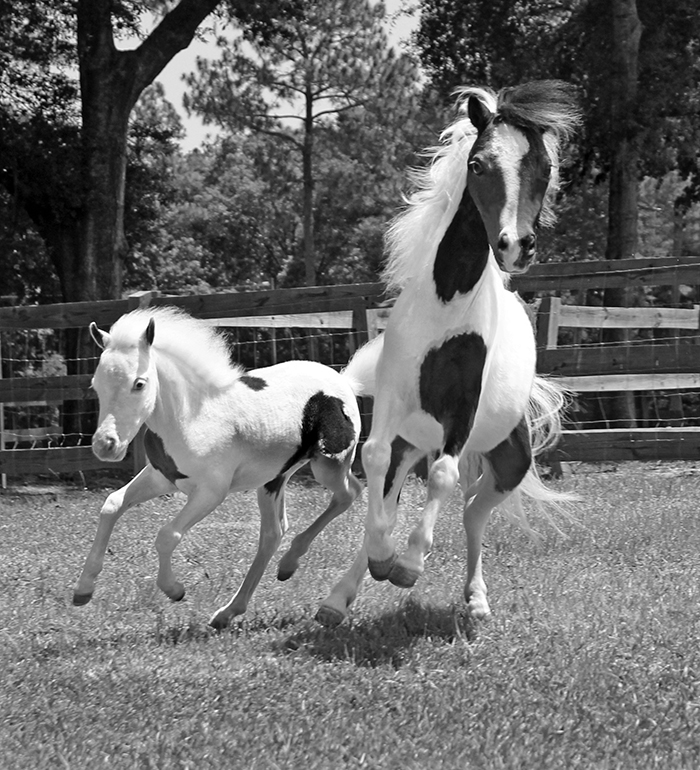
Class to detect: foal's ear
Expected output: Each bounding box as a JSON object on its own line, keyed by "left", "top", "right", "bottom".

{"left": 142, "top": 318, "right": 155, "bottom": 347}
{"left": 89, "top": 322, "right": 110, "bottom": 350}
{"left": 468, "top": 96, "right": 492, "bottom": 134}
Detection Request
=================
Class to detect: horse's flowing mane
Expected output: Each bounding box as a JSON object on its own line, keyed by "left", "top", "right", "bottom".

{"left": 383, "top": 80, "right": 580, "bottom": 293}
{"left": 109, "top": 307, "right": 240, "bottom": 388}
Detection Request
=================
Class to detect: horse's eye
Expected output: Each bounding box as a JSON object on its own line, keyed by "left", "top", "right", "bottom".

{"left": 469, "top": 158, "right": 485, "bottom": 176}
{"left": 133, "top": 378, "right": 147, "bottom": 392}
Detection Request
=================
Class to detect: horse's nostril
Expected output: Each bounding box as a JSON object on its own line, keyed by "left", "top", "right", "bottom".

{"left": 498, "top": 234, "right": 510, "bottom": 252}
{"left": 521, "top": 233, "right": 536, "bottom": 252}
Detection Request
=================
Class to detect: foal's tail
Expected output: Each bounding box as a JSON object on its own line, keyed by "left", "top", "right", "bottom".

{"left": 341, "top": 334, "right": 384, "bottom": 397}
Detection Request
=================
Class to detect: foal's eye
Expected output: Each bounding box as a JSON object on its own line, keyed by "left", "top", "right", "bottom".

{"left": 133, "top": 378, "right": 147, "bottom": 392}
{"left": 469, "top": 158, "right": 485, "bottom": 176}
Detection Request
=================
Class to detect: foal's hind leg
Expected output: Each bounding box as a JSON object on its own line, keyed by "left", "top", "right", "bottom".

{"left": 73, "top": 464, "right": 176, "bottom": 606}
{"left": 277, "top": 455, "right": 362, "bottom": 581}
{"left": 209, "top": 482, "right": 288, "bottom": 629}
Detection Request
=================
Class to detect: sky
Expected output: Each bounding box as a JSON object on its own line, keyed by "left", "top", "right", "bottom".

{"left": 150, "top": 0, "right": 420, "bottom": 151}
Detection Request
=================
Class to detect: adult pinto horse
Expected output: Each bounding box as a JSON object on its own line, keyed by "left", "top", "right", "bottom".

{"left": 318, "top": 81, "right": 581, "bottom": 626}
{"left": 73, "top": 307, "right": 364, "bottom": 629}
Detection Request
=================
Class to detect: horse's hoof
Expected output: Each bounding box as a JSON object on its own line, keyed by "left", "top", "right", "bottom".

{"left": 368, "top": 554, "right": 396, "bottom": 581}
{"left": 170, "top": 587, "right": 186, "bottom": 602}
{"left": 315, "top": 605, "right": 346, "bottom": 628}
{"left": 388, "top": 560, "right": 421, "bottom": 589}
{"left": 208, "top": 613, "right": 230, "bottom": 631}
{"left": 72, "top": 592, "right": 93, "bottom": 607}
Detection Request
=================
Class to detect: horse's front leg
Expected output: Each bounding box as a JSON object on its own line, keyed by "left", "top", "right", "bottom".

{"left": 155, "top": 481, "right": 228, "bottom": 602}
{"left": 209, "top": 483, "right": 287, "bottom": 629}
{"left": 73, "top": 464, "right": 176, "bottom": 606}
{"left": 318, "top": 439, "right": 423, "bottom": 625}
{"left": 389, "top": 451, "right": 461, "bottom": 588}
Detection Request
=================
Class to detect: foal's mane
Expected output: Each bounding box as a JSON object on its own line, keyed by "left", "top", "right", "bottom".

{"left": 383, "top": 80, "right": 580, "bottom": 293}
{"left": 109, "top": 307, "right": 240, "bottom": 388}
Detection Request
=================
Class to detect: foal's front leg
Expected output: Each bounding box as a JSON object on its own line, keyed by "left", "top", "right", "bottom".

{"left": 73, "top": 464, "right": 176, "bottom": 606}
{"left": 155, "top": 482, "right": 229, "bottom": 602}
{"left": 209, "top": 483, "right": 287, "bottom": 629}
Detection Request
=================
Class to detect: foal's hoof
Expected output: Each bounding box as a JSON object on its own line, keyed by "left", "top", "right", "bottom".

{"left": 368, "top": 554, "right": 397, "bottom": 581}
{"left": 388, "top": 560, "right": 421, "bottom": 589}
{"left": 315, "top": 604, "right": 346, "bottom": 628}
{"left": 276, "top": 554, "right": 299, "bottom": 582}
{"left": 72, "top": 592, "right": 93, "bottom": 607}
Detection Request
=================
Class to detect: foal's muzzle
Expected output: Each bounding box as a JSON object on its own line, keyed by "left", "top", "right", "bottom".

{"left": 92, "top": 431, "right": 128, "bottom": 462}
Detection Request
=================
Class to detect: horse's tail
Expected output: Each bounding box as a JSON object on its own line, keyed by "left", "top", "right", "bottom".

{"left": 505, "top": 375, "right": 577, "bottom": 534}
{"left": 341, "top": 334, "right": 384, "bottom": 397}
{"left": 462, "top": 375, "right": 576, "bottom": 537}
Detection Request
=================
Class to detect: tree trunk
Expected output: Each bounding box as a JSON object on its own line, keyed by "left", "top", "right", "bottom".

{"left": 74, "top": 0, "right": 223, "bottom": 302}
{"left": 602, "top": 0, "right": 642, "bottom": 429}
{"left": 302, "top": 80, "right": 316, "bottom": 286}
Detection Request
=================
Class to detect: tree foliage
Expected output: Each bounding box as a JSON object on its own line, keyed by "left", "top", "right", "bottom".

{"left": 184, "top": 0, "right": 419, "bottom": 284}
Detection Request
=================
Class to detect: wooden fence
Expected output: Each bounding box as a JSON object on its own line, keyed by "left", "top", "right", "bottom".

{"left": 1, "top": 256, "right": 699, "bottom": 480}
{"left": 0, "top": 283, "right": 387, "bottom": 480}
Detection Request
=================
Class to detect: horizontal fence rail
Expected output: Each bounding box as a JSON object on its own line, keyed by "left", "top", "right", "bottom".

{"left": 3, "top": 256, "right": 700, "bottom": 480}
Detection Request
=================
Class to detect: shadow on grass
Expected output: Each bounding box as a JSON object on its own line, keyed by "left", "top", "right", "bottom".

{"left": 276, "top": 597, "right": 477, "bottom": 669}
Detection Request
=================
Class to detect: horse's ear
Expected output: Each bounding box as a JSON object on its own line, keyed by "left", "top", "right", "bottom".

{"left": 143, "top": 318, "right": 155, "bottom": 347}
{"left": 468, "top": 96, "right": 492, "bottom": 134}
{"left": 89, "top": 322, "right": 110, "bottom": 350}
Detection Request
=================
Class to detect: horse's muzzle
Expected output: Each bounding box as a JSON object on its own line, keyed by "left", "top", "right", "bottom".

{"left": 496, "top": 231, "right": 537, "bottom": 273}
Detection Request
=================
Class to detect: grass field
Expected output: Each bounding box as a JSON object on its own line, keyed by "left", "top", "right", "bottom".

{"left": 1, "top": 462, "right": 699, "bottom": 769}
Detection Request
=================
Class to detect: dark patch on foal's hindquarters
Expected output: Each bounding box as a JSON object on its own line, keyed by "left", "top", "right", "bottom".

{"left": 239, "top": 375, "right": 267, "bottom": 391}
{"left": 144, "top": 429, "right": 187, "bottom": 483}
{"left": 419, "top": 333, "right": 487, "bottom": 457}
{"left": 433, "top": 184, "right": 490, "bottom": 303}
{"left": 485, "top": 417, "right": 532, "bottom": 492}
{"left": 264, "top": 391, "right": 355, "bottom": 495}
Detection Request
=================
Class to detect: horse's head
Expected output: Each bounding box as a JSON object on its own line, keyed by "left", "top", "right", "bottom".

{"left": 465, "top": 81, "right": 580, "bottom": 274}
{"left": 89, "top": 318, "right": 157, "bottom": 462}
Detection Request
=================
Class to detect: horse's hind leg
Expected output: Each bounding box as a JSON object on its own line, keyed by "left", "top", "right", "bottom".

{"left": 277, "top": 455, "right": 362, "bottom": 581}
{"left": 463, "top": 419, "right": 532, "bottom": 619}
{"left": 461, "top": 466, "right": 512, "bottom": 620}
{"left": 389, "top": 451, "right": 461, "bottom": 589}
{"left": 73, "top": 464, "right": 176, "bottom": 606}
{"left": 318, "top": 439, "right": 424, "bottom": 626}
{"left": 209, "top": 482, "right": 288, "bottom": 629}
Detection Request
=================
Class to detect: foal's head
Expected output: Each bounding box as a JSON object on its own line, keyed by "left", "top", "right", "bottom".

{"left": 464, "top": 81, "right": 580, "bottom": 273}
{"left": 89, "top": 317, "right": 158, "bottom": 462}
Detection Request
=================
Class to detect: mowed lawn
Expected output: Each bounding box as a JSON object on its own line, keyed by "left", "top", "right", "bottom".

{"left": 1, "top": 462, "right": 699, "bottom": 769}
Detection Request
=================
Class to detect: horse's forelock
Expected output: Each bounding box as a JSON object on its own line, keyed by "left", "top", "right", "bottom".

{"left": 495, "top": 80, "right": 581, "bottom": 143}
